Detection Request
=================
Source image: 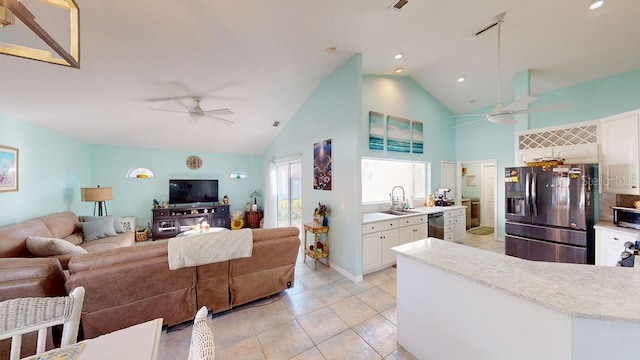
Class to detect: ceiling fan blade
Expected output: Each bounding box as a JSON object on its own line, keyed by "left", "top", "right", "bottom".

{"left": 149, "top": 108, "right": 189, "bottom": 114}
{"left": 452, "top": 118, "right": 486, "bottom": 128}
{"left": 511, "top": 102, "right": 572, "bottom": 115}
{"left": 449, "top": 114, "right": 486, "bottom": 118}
{"left": 203, "top": 108, "right": 233, "bottom": 115}
{"left": 171, "top": 97, "right": 192, "bottom": 110}
{"left": 204, "top": 114, "right": 234, "bottom": 125}
{"left": 501, "top": 96, "right": 538, "bottom": 113}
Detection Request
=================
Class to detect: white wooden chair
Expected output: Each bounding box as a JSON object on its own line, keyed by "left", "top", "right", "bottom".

{"left": 188, "top": 306, "right": 215, "bottom": 360}
{"left": 0, "top": 286, "right": 85, "bottom": 360}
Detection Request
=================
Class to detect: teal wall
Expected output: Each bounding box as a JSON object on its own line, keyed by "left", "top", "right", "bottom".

{"left": 361, "top": 76, "right": 455, "bottom": 194}
{"left": 263, "top": 55, "right": 363, "bottom": 277}
{"left": 456, "top": 69, "right": 640, "bottom": 237}
{"left": 90, "top": 145, "right": 263, "bottom": 228}
{"left": 0, "top": 114, "right": 92, "bottom": 226}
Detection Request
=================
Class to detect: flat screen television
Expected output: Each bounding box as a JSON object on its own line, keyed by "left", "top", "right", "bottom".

{"left": 169, "top": 179, "right": 219, "bottom": 204}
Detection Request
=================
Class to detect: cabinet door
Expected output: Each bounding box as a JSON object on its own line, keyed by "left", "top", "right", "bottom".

{"left": 413, "top": 223, "right": 427, "bottom": 241}
{"left": 553, "top": 144, "right": 599, "bottom": 164}
{"left": 398, "top": 226, "right": 414, "bottom": 246}
{"left": 455, "top": 215, "right": 466, "bottom": 241}
{"left": 381, "top": 230, "right": 399, "bottom": 266}
{"left": 363, "top": 233, "right": 382, "bottom": 272}
{"left": 595, "top": 229, "right": 634, "bottom": 266}
{"left": 517, "top": 148, "right": 554, "bottom": 165}
{"left": 599, "top": 115, "right": 640, "bottom": 194}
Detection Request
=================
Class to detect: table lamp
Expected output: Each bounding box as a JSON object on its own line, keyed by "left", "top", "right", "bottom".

{"left": 81, "top": 185, "right": 113, "bottom": 216}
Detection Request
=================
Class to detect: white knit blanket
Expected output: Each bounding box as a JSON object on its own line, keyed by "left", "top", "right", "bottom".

{"left": 167, "top": 229, "right": 253, "bottom": 270}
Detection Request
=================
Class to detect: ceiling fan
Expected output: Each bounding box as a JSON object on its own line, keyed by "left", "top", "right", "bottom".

{"left": 149, "top": 96, "right": 234, "bottom": 124}
{"left": 453, "top": 13, "right": 570, "bottom": 127}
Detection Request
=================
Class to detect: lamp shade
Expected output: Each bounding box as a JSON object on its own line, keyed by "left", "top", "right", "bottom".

{"left": 81, "top": 187, "right": 113, "bottom": 202}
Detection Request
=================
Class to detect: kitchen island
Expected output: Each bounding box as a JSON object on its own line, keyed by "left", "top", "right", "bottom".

{"left": 393, "top": 238, "right": 640, "bottom": 360}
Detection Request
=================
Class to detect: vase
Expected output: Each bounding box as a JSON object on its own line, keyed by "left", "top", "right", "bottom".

{"left": 322, "top": 216, "right": 328, "bottom": 226}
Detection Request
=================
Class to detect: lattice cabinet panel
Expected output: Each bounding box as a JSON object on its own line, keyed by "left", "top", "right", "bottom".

{"left": 518, "top": 125, "right": 597, "bottom": 150}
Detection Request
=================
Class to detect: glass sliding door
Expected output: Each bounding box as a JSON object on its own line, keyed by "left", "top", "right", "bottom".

{"left": 276, "top": 161, "right": 302, "bottom": 231}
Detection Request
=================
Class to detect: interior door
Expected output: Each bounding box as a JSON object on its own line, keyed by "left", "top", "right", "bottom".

{"left": 481, "top": 163, "right": 496, "bottom": 227}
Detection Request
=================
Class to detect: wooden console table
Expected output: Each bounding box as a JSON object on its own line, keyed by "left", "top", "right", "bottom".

{"left": 303, "top": 223, "right": 329, "bottom": 270}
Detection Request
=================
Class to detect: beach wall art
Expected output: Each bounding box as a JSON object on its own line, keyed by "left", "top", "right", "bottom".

{"left": 368, "top": 111, "right": 385, "bottom": 150}
{"left": 0, "top": 145, "right": 18, "bottom": 193}
{"left": 313, "top": 138, "right": 332, "bottom": 190}
{"left": 387, "top": 115, "right": 411, "bottom": 153}
{"left": 368, "top": 111, "right": 424, "bottom": 154}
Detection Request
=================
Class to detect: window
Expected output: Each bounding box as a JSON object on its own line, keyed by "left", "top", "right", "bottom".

{"left": 362, "top": 158, "right": 428, "bottom": 203}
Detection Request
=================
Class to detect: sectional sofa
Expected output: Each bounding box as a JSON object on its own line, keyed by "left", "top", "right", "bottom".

{"left": 0, "top": 214, "right": 300, "bottom": 344}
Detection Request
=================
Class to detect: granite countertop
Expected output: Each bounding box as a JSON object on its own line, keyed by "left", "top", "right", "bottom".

{"left": 393, "top": 238, "right": 640, "bottom": 323}
{"left": 362, "top": 205, "right": 466, "bottom": 224}
{"left": 595, "top": 220, "right": 640, "bottom": 236}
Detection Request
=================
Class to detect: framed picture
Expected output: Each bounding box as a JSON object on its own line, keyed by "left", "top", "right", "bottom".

{"left": 313, "top": 139, "right": 332, "bottom": 190}
{"left": 466, "top": 175, "right": 477, "bottom": 187}
{"left": 0, "top": 145, "right": 18, "bottom": 193}
{"left": 368, "top": 111, "right": 385, "bottom": 150}
{"left": 387, "top": 115, "right": 411, "bottom": 153}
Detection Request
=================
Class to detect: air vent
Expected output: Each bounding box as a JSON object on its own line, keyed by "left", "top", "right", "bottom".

{"left": 272, "top": 121, "right": 280, "bottom": 127}
{"left": 388, "top": 0, "right": 409, "bottom": 11}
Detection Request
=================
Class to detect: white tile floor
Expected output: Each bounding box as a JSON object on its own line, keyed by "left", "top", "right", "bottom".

{"left": 157, "top": 233, "right": 503, "bottom": 360}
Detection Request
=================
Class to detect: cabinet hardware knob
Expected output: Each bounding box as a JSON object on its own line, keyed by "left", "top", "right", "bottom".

{"left": 614, "top": 237, "right": 619, "bottom": 241}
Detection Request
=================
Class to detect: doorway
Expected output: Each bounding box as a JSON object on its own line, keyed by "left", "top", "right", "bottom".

{"left": 457, "top": 159, "right": 498, "bottom": 239}
{"left": 275, "top": 161, "right": 302, "bottom": 231}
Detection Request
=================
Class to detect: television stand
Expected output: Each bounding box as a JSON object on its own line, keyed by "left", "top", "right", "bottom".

{"left": 151, "top": 205, "right": 230, "bottom": 240}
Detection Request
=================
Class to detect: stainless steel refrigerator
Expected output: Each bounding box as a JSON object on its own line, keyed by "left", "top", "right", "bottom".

{"left": 504, "top": 164, "right": 596, "bottom": 264}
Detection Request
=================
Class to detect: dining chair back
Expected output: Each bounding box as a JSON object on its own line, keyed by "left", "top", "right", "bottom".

{"left": 188, "top": 306, "right": 215, "bottom": 360}
{"left": 0, "top": 286, "right": 85, "bottom": 360}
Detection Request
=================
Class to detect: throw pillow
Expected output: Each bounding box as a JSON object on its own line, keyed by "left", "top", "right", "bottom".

{"left": 26, "top": 236, "right": 88, "bottom": 256}
{"left": 80, "top": 215, "right": 125, "bottom": 233}
{"left": 82, "top": 218, "right": 118, "bottom": 241}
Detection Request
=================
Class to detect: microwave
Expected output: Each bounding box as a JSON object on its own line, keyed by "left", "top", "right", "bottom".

{"left": 613, "top": 207, "right": 640, "bottom": 230}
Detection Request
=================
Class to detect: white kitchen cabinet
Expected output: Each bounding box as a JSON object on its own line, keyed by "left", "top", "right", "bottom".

{"left": 517, "top": 144, "right": 598, "bottom": 165}
{"left": 599, "top": 111, "right": 640, "bottom": 194}
{"left": 362, "top": 219, "right": 398, "bottom": 274}
{"left": 397, "top": 214, "right": 427, "bottom": 246}
{"left": 444, "top": 208, "right": 466, "bottom": 242}
{"left": 595, "top": 226, "right": 638, "bottom": 266}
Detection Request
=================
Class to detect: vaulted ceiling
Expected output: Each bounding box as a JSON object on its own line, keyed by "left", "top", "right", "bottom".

{"left": 1, "top": 0, "right": 639, "bottom": 154}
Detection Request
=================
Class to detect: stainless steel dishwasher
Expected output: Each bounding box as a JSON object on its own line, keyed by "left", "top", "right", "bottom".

{"left": 428, "top": 212, "right": 444, "bottom": 240}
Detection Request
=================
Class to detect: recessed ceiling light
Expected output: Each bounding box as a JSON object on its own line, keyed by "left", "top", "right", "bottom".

{"left": 469, "top": 100, "right": 476, "bottom": 104}
{"left": 394, "top": 53, "right": 403, "bottom": 60}
{"left": 588, "top": 0, "right": 604, "bottom": 10}
{"left": 394, "top": 67, "right": 404, "bottom": 74}
{"left": 326, "top": 47, "right": 337, "bottom": 53}
{"left": 457, "top": 75, "right": 466, "bottom": 83}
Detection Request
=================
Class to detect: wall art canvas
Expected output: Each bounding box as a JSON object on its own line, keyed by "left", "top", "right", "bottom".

{"left": 368, "top": 111, "right": 385, "bottom": 150}
{"left": 412, "top": 120, "right": 424, "bottom": 154}
{"left": 313, "top": 139, "right": 332, "bottom": 190}
{"left": 0, "top": 145, "right": 18, "bottom": 192}
{"left": 387, "top": 115, "right": 411, "bottom": 153}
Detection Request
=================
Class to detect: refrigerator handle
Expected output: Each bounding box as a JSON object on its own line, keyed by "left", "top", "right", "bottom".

{"left": 532, "top": 172, "right": 538, "bottom": 217}
{"left": 525, "top": 172, "right": 531, "bottom": 217}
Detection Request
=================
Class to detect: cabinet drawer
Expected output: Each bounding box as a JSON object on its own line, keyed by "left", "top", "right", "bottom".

{"left": 444, "top": 208, "right": 465, "bottom": 217}
{"left": 397, "top": 215, "right": 427, "bottom": 227}
{"left": 444, "top": 232, "right": 455, "bottom": 242}
{"left": 362, "top": 220, "right": 398, "bottom": 234}
{"left": 599, "top": 229, "right": 639, "bottom": 244}
{"left": 444, "top": 217, "right": 455, "bottom": 225}
{"left": 445, "top": 224, "right": 455, "bottom": 233}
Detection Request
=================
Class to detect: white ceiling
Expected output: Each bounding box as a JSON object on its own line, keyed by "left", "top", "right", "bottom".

{"left": 1, "top": 0, "right": 639, "bottom": 154}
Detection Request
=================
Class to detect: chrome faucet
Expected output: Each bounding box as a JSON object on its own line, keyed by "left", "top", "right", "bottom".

{"left": 390, "top": 186, "right": 406, "bottom": 211}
